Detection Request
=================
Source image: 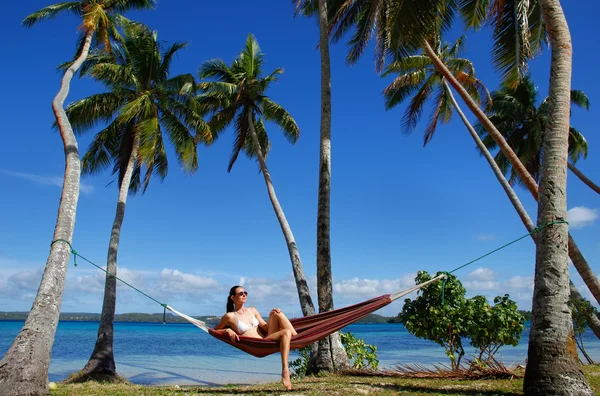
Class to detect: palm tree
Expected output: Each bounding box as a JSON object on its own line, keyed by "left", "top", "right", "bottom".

{"left": 0, "top": 2, "right": 154, "bottom": 394}
{"left": 330, "top": 2, "right": 592, "bottom": 392}
{"left": 62, "top": 22, "right": 207, "bottom": 380}
{"left": 197, "top": 34, "right": 316, "bottom": 318}
{"left": 292, "top": 0, "right": 349, "bottom": 373}
{"left": 478, "top": 76, "right": 598, "bottom": 194}
{"left": 387, "top": 38, "right": 600, "bottom": 340}
{"left": 382, "top": 36, "right": 490, "bottom": 144}
{"left": 475, "top": 76, "right": 600, "bottom": 308}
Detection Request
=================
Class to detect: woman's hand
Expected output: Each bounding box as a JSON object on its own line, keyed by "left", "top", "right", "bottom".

{"left": 270, "top": 308, "right": 281, "bottom": 315}
{"left": 225, "top": 328, "right": 239, "bottom": 342}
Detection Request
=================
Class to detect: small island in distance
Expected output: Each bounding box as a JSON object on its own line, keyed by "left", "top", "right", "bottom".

{"left": 0, "top": 311, "right": 532, "bottom": 324}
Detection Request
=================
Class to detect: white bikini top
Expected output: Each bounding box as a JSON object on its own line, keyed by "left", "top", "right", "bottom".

{"left": 235, "top": 310, "right": 259, "bottom": 334}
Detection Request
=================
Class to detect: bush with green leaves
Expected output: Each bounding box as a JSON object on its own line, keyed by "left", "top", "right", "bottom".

{"left": 569, "top": 294, "right": 598, "bottom": 364}
{"left": 289, "top": 331, "right": 378, "bottom": 377}
{"left": 466, "top": 294, "right": 525, "bottom": 365}
{"left": 340, "top": 331, "right": 379, "bottom": 370}
{"left": 398, "top": 271, "right": 469, "bottom": 369}
{"left": 398, "top": 271, "right": 525, "bottom": 369}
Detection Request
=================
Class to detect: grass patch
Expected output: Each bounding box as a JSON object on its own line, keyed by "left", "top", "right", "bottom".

{"left": 50, "top": 365, "right": 600, "bottom": 395}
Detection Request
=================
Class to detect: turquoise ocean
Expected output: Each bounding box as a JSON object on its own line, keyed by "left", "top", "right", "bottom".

{"left": 1, "top": 321, "right": 599, "bottom": 386}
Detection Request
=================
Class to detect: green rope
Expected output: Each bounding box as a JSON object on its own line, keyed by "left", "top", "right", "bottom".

{"left": 51, "top": 239, "right": 168, "bottom": 322}
{"left": 440, "top": 220, "right": 568, "bottom": 304}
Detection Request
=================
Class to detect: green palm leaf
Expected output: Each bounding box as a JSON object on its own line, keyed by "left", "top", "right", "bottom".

{"left": 64, "top": 91, "right": 127, "bottom": 134}
{"left": 22, "top": 2, "right": 82, "bottom": 27}
{"left": 260, "top": 98, "right": 300, "bottom": 144}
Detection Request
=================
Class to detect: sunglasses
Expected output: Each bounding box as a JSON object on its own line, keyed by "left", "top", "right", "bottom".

{"left": 236, "top": 291, "right": 248, "bottom": 296}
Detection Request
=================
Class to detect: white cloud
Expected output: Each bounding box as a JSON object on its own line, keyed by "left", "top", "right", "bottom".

{"left": 153, "top": 268, "right": 219, "bottom": 297}
{"left": 0, "top": 263, "right": 547, "bottom": 315}
{"left": 333, "top": 274, "right": 416, "bottom": 297}
{"left": 477, "top": 234, "right": 496, "bottom": 241}
{"left": 567, "top": 206, "right": 598, "bottom": 229}
{"left": 505, "top": 276, "right": 534, "bottom": 290}
{"left": 467, "top": 267, "right": 496, "bottom": 281}
{"left": 0, "top": 169, "right": 94, "bottom": 194}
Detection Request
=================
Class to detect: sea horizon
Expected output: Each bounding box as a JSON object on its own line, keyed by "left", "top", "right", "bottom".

{"left": 2, "top": 320, "right": 599, "bottom": 386}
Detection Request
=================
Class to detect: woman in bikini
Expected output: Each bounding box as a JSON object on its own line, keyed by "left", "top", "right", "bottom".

{"left": 213, "top": 285, "right": 298, "bottom": 390}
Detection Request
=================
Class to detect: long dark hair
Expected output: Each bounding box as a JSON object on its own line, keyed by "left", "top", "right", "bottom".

{"left": 227, "top": 285, "right": 242, "bottom": 312}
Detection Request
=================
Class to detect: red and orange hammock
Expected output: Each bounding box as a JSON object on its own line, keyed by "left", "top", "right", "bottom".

{"left": 166, "top": 274, "right": 444, "bottom": 358}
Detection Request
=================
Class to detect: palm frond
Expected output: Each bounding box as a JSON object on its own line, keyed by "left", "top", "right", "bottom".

{"left": 198, "top": 59, "right": 236, "bottom": 82}
{"left": 239, "top": 33, "right": 264, "bottom": 78}
{"left": 345, "top": 0, "right": 383, "bottom": 66}
{"left": 89, "top": 63, "right": 138, "bottom": 88}
{"left": 402, "top": 73, "right": 438, "bottom": 133}
{"left": 227, "top": 108, "right": 250, "bottom": 172}
{"left": 383, "top": 70, "right": 428, "bottom": 110}
{"left": 109, "top": 0, "right": 157, "bottom": 13}
{"left": 116, "top": 94, "right": 151, "bottom": 124}
{"left": 382, "top": 55, "right": 431, "bottom": 76}
{"left": 568, "top": 126, "right": 588, "bottom": 162}
{"left": 459, "top": 0, "right": 490, "bottom": 29}
{"left": 81, "top": 120, "right": 124, "bottom": 176}
{"left": 246, "top": 117, "right": 271, "bottom": 167}
{"left": 158, "top": 107, "right": 198, "bottom": 173}
{"left": 63, "top": 91, "right": 126, "bottom": 134}
{"left": 158, "top": 41, "right": 188, "bottom": 82}
{"left": 23, "top": 2, "right": 82, "bottom": 28}
{"left": 259, "top": 98, "right": 300, "bottom": 144}
{"left": 423, "top": 84, "right": 453, "bottom": 145}
{"left": 489, "top": 0, "right": 534, "bottom": 86}
{"left": 570, "top": 90, "right": 590, "bottom": 111}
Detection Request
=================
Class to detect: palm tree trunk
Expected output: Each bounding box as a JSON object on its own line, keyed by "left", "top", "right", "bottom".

{"left": 309, "top": 0, "right": 349, "bottom": 374}
{"left": 246, "top": 109, "right": 316, "bottom": 318}
{"left": 422, "top": 40, "right": 600, "bottom": 308}
{"left": 567, "top": 162, "right": 600, "bottom": 195}
{"left": 423, "top": 41, "right": 539, "bottom": 197}
{"left": 445, "top": 82, "right": 536, "bottom": 232}
{"left": 523, "top": 0, "right": 592, "bottom": 393}
{"left": 79, "top": 133, "right": 140, "bottom": 381}
{"left": 0, "top": 30, "right": 92, "bottom": 396}
{"left": 446, "top": 82, "right": 600, "bottom": 341}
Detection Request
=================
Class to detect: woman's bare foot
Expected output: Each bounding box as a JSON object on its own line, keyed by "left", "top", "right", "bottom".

{"left": 282, "top": 368, "right": 292, "bottom": 390}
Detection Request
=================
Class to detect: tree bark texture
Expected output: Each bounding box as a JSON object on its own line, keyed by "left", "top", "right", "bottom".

{"left": 309, "top": 0, "right": 349, "bottom": 374}
{"left": 81, "top": 133, "right": 140, "bottom": 379}
{"left": 524, "top": 1, "right": 592, "bottom": 393}
{"left": 567, "top": 162, "right": 600, "bottom": 195}
{"left": 0, "top": 30, "right": 92, "bottom": 396}
{"left": 246, "top": 109, "right": 316, "bottom": 318}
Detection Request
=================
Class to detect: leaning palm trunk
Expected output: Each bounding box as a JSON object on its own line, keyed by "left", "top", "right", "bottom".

{"left": 523, "top": 0, "right": 592, "bottom": 393}
{"left": 567, "top": 162, "right": 600, "bottom": 195}
{"left": 0, "top": 30, "right": 92, "bottom": 396}
{"left": 423, "top": 41, "right": 600, "bottom": 307}
{"left": 309, "top": 0, "right": 349, "bottom": 374}
{"left": 79, "top": 134, "right": 140, "bottom": 381}
{"left": 446, "top": 81, "right": 600, "bottom": 341}
{"left": 247, "top": 110, "right": 315, "bottom": 318}
{"left": 570, "top": 282, "right": 600, "bottom": 340}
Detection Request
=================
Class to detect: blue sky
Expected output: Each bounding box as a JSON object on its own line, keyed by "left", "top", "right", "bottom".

{"left": 0, "top": 1, "right": 598, "bottom": 318}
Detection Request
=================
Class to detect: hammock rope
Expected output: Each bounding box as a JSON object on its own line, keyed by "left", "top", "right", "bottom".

{"left": 51, "top": 219, "right": 568, "bottom": 349}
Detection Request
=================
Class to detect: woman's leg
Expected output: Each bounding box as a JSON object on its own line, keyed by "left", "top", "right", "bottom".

{"left": 267, "top": 311, "right": 298, "bottom": 337}
{"left": 266, "top": 328, "right": 293, "bottom": 390}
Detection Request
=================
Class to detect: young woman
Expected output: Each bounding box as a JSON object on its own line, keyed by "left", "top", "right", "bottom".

{"left": 214, "top": 285, "right": 298, "bottom": 390}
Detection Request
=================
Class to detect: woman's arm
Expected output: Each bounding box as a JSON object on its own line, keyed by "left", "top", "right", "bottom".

{"left": 213, "top": 313, "right": 231, "bottom": 330}
{"left": 214, "top": 314, "right": 239, "bottom": 342}
{"left": 251, "top": 307, "right": 268, "bottom": 332}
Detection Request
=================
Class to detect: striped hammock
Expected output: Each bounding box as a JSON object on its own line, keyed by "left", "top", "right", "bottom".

{"left": 166, "top": 274, "right": 445, "bottom": 358}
